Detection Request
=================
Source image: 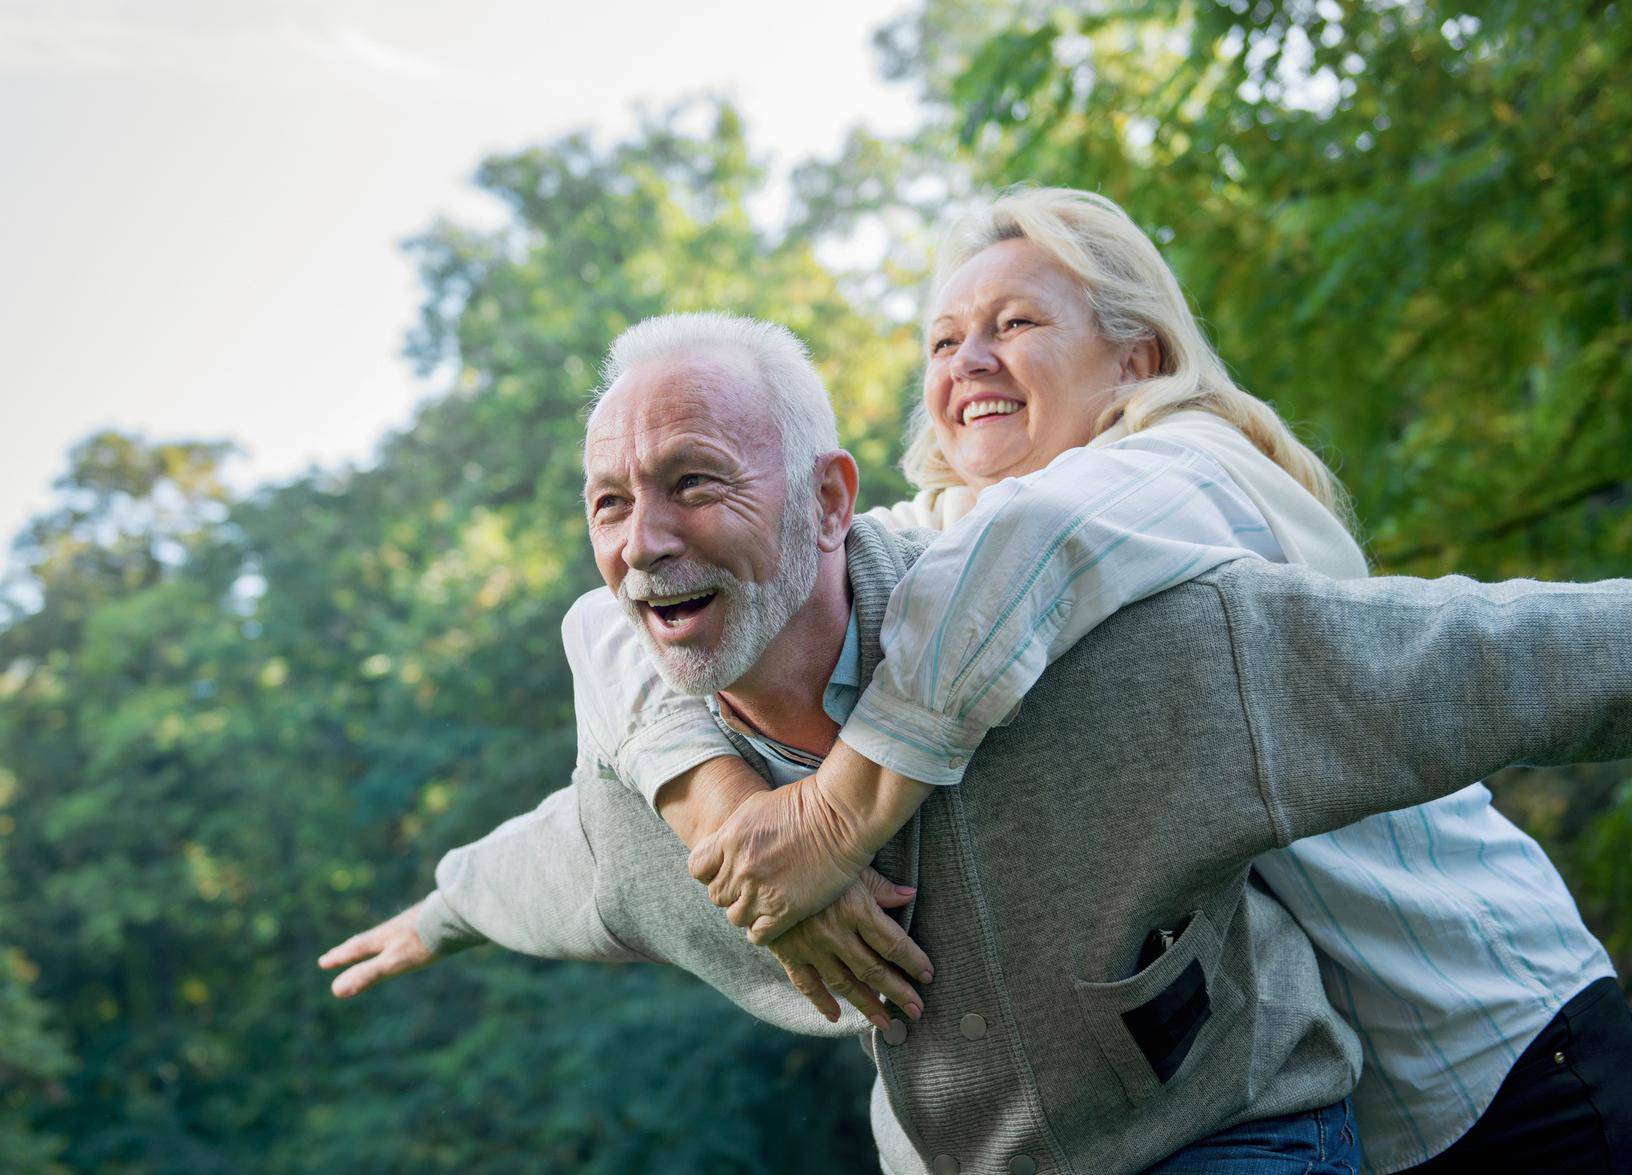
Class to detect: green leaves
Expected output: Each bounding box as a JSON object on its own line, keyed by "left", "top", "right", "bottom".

{"left": 2, "top": 8, "right": 1628, "bottom": 1166}
{"left": 935, "top": 0, "right": 1632, "bottom": 577}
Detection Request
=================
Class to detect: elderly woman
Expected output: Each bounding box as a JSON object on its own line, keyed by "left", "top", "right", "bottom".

{"left": 329, "top": 189, "right": 1630, "bottom": 1171}
{"left": 610, "top": 189, "right": 1628, "bottom": 1171}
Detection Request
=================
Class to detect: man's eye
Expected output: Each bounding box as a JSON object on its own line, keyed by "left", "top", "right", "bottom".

{"left": 930, "top": 336, "right": 957, "bottom": 354}
{"left": 677, "top": 474, "right": 708, "bottom": 492}
{"left": 592, "top": 495, "right": 624, "bottom": 514}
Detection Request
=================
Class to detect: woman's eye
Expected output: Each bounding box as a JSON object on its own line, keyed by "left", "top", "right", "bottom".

{"left": 930, "top": 336, "right": 957, "bottom": 354}
{"left": 1003, "top": 317, "right": 1034, "bottom": 331}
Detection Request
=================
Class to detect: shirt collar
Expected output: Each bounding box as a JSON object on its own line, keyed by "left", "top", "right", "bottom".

{"left": 706, "top": 604, "right": 863, "bottom": 775}
{"left": 822, "top": 604, "right": 863, "bottom": 723}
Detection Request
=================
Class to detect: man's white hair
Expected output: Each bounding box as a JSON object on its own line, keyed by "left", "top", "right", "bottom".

{"left": 593, "top": 312, "right": 840, "bottom": 488}
{"left": 592, "top": 313, "right": 834, "bottom": 695}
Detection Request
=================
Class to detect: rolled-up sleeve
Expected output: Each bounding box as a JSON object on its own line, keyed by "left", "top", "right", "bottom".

{"left": 842, "top": 436, "right": 1284, "bottom": 784}
{"left": 562, "top": 589, "right": 739, "bottom": 806}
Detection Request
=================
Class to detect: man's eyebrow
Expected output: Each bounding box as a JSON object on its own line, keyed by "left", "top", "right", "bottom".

{"left": 581, "top": 441, "right": 735, "bottom": 501}
{"left": 582, "top": 465, "right": 623, "bottom": 501}
{"left": 650, "top": 438, "right": 736, "bottom": 475}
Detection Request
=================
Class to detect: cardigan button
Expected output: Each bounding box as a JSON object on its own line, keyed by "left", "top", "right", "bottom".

{"left": 932, "top": 1156, "right": 960, "bottom": 1175}
{"left": 883, "top": 1018, "right": 909, "bottom": 1046}
{"left": 1009, "top": 1157, "right": 1037, "bottom": 1175}
{"left": 959, "top": 1013, "right": 987, "bottom": 1040}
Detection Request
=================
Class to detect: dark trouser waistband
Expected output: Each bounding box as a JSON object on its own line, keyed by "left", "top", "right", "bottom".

{"left": 1406, "top": 976, "right": 1632, "bottom": 1174}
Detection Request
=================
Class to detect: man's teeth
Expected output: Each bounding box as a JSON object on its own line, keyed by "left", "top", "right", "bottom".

{"left": 646, "top": 590, "right": 716, "bottom": 629}
{"left": 962, "top": 399, "right": 1022, "bottom": 425}
{"left": 647, "top": 591, "right": 713, "bottom": 607}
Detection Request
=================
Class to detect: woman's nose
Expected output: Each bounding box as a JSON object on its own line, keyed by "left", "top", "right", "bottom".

{"left": 950, "top": 333, "right": 999, "bottom": 380}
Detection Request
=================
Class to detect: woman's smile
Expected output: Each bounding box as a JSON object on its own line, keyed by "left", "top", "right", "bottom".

{"left": 924, "top": 238, "right": 1132, "bottom": 489}
{"left": 954, "top": 394, "right": 1026, "bottom": 427}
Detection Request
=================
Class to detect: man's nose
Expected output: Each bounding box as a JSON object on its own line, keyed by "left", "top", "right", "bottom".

{"left": 622, "top": 497, "right": 685, "bottom": 570}
{"left": 950, "top": 332, "right": 1000, "bottom": 380}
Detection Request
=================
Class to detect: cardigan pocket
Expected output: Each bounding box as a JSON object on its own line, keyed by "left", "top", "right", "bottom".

{"left": 1073, "top": 910, "right": 1247, "bottom": 1104}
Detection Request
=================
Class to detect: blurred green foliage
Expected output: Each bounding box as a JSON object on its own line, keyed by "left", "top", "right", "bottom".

{"left": 0, "top": 2, "right": 1628, "bottom": 1169}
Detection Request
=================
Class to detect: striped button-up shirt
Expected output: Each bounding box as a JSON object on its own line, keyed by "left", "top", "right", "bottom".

{"left": 563, "top": 412, "right": 1614, "bottom": 1173}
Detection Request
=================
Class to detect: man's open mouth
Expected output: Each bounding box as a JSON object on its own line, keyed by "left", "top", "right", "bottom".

{"left": 645, "top": 591, "right": 718, "bottom": 628}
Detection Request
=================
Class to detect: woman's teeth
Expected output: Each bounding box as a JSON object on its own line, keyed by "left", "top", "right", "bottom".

{"left": 962, "top": 399, "right": 1022, "bottom": 425}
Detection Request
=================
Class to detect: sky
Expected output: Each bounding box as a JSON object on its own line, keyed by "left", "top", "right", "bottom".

{"left": 0, "top": 0, "right": 920, "bottom": 569}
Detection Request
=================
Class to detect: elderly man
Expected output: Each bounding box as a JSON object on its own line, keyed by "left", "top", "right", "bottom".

{"left": 323, "top": 314, "right": 1632, "bottom": 1174}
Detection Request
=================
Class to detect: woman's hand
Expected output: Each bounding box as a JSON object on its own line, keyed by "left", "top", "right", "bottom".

{"left": 688, "top": 740, "right": 933, "bottom": 943}
{"left": 687, "top": 771, "right": 883, "bottom": 942}
{"left": 770, "top": 866, "right": 933, "bottom": 1030}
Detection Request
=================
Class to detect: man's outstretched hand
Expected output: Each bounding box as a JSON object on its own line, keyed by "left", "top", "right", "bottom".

{"left": 319, "top": 901, "right": 437, "bottom": 997}
{"left": 770, "top": 866, "right": 932, "bottom": 1031}
{"left": 687, "top": 771, "right": 878, "bottom": 944}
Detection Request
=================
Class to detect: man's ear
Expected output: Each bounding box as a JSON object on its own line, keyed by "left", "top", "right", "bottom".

{"left": 813, "top": 451, "right": 859, "bottom": 553}
{"left": 1121, "top": 335, "right": 1162, "bottom": 383}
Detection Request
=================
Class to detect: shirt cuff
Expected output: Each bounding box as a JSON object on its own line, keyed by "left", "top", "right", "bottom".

{"left": 416, "top": 890, "right": 486, "bottom": 956}
{"left": 615, "top": 706, "right": 740, "bottom": 808}
{"left": 839, "top": 685, "right": 985, "bottom": 786}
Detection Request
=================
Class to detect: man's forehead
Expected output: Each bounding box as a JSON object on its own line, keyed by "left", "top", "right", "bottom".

{"left": 584, "top": 352, "right": 777, "bottom": 474}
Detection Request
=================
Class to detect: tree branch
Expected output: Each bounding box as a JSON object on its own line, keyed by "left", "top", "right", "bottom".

{"left": 1376, "top": 477, "right": 1630, "bottom": 566}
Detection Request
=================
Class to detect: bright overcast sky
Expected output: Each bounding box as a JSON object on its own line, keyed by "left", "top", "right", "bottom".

{"left": 0, "top": 0, "right": 920, "bottom": 567}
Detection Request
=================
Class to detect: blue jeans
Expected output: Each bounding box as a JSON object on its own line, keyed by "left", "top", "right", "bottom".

{"left": 1143, "top": 1097, "right": 1360, "bottom": 1174}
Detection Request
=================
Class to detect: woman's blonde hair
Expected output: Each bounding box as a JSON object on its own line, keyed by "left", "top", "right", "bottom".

{"left": 904, "top": 186, "right": 1352, "bottom": 526}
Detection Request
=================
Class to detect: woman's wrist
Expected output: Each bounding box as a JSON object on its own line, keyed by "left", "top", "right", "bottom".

{"left": 655, "top": 755, "right": 770, "bottom": 849}
{"left": 814, "top": 739, "right": 934, "bottom": 858}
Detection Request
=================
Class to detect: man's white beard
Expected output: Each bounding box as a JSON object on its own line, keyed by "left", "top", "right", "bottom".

{"left": 617, "top": 486, "right": 821, "bottom": 696}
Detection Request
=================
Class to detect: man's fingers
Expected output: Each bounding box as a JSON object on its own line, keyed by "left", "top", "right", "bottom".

{"left": 783, "top": 961, "right": 840, "bottom": 1023}
{"left": 330, "top": 954, "right": 392, "bottom": 999}
{"left": 856, "top": 905, "right": 934, "bottom": 984}
{"left": 318, "top": 930, "right": 379, "bottom": 970}
{"left": 322, "top": 903, "right": 432, "bottom": 994}
{"left": 687, "top": 837, "right": 724, "bottom": 885}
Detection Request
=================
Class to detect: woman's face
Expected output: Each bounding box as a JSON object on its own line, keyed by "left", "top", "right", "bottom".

{"left": 923, "top": 237, "right": 1138, "bottom": 490}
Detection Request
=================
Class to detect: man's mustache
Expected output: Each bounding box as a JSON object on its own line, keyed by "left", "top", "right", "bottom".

{"left": 619, "top": 562, "right": 734, "bottom": 604}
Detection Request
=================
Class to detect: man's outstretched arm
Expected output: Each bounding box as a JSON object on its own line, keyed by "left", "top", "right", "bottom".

{"left": 317, "top": 768, "right": 931, "bottom": 1029}
{"left": 318, "top": 781, "right": 642, "bottom": 998}
{"left": 1222, "top": 563, "right": 1632, "bottom": 845}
